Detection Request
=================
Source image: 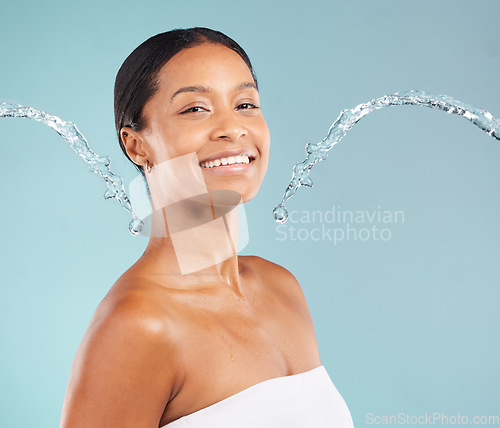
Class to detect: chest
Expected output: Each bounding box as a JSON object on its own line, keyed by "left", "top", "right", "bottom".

{"left": 162, "top": 288, "right": 320, "bottom": 425}
{"left": 182, "top": 289, "right": 316, "bottom": 370}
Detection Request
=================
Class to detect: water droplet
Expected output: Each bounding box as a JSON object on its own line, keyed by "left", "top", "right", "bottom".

{"left": 273, "top": 205, "right": 288, "bottom": 223}
{"left": 129, "top": 218, "right": 144, "bottom": 236}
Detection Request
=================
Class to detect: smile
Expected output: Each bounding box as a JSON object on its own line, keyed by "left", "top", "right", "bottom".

{"left": 199, "top": 155, "right": 255, "bottom": 176}
{"left": 199, "top": 155, "right": 251, "bottom": 168}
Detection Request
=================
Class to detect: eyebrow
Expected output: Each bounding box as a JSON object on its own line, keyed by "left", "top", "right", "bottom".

{"left": 236, "top": 82, "right": 258, "bottom": 92}
{"left": 170, "top": 81, "right": 258, "bottom": 102}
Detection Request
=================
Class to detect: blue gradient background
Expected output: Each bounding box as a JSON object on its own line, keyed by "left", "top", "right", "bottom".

{"left": 1, "top": 1, "right": 499, "bottom": 426}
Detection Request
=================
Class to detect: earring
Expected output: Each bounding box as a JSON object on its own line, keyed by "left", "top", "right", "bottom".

{"left": 146, "top": 160, "right": 154, "bottom": 173}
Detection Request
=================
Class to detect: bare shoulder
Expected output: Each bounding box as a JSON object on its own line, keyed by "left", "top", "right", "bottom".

{"left": 244, "top": 256, "right": 320, "bottom": 361}
{"left": 244, "top": 255, "right": 302, "bottom": 285}
{"left": 243, "top": 255, "right": 310, "bottom": 309}
{"left": 61, "top": 278, "right": 181, "bottom": 427}
{"left": 92, "top": 277, "right": 177, "bottom": 335}
{"left": 84, "top": 278, "right": 181, "bottom": 360}
{"left": 243, "top": 255, "right": 298, "bottom": 277}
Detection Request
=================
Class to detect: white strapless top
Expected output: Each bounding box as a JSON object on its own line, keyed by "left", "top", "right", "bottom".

{"left": 161, "top": 365, "right": 354, "bottom": 427}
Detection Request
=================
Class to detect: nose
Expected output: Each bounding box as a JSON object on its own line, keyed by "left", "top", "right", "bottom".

{"left": 210, "top": 109, "right": 248, "bottom": 141}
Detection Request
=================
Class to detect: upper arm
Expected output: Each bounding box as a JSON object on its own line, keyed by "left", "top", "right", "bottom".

{"left": 60, "top": 294, "right": 179, "bottom": 428}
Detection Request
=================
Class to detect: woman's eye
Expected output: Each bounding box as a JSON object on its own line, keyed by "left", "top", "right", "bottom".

{"left": 237, "top": 103, "right": 260, "bottom": 110}
{"left": 180, "top": 106, "right": 207, "bottom": 114}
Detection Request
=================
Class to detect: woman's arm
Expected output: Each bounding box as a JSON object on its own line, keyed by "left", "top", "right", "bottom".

{"left": 60, "top": 291, "right": 179, "bottom": 428}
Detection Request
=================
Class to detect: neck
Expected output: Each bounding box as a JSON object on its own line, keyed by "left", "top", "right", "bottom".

{"left": 142, "top": 237, "right": 242, "bottom": 292}
{"left": 139, "top": 198, "right": 244, "bottom": 295}
{"left": 139, "top": 154, "right": 245, "bottom": 294}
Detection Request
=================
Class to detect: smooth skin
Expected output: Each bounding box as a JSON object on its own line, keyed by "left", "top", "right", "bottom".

{"left": 60, "top": 43, "right": 321, "bottom": 428}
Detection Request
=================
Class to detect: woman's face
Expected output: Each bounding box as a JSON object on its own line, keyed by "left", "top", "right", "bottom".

{"left": 129, "top": 43, "right": 270, "bottom": 203}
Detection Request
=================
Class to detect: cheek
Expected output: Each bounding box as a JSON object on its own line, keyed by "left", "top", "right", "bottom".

{"left": 256, "top": 126, "right": 271, "bottom": 178}
{"left": 258, "top": 125, "right": 271, "bottom": 160}
{"left": 170, "top": 123, "right": 208, "bottom": 150}
{"left": 149, "top": 125, "right": 204, "bottom": 162}
{"left": 254, "top": 118, "right": 270, "bottom": 149}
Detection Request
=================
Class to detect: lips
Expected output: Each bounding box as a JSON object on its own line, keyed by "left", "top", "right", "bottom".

{"left": 198, "top": 149, "right": 256, "bottom": 165}
{"left": 200, "top": 154, "right": 250, "bottom": 168}
{"left": 199, "top": 156, "right": 256, "bottom": 176}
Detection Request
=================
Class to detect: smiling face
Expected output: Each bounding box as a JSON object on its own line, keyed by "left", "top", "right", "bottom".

{"left": 122, "top": 43, "right": 270, "bottom": 203}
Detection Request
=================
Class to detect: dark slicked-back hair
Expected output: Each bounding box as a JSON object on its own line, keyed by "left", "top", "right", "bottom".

{"left": 114, "top": 27, "right": 258, "bottom": 173}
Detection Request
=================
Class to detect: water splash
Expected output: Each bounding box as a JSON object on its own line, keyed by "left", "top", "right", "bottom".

{"left": 3, "top": 92, "right": 499, "bottom": 233}
{"left": 273, "top": 90, "right": 500, "bottom": 224}
{"left": 0, "top": 102, "right": 143, "bottom": 235}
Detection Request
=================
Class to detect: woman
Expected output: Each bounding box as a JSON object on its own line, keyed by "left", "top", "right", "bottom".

{"left": 60, "top": 27, "right": 353, "bottom": 427}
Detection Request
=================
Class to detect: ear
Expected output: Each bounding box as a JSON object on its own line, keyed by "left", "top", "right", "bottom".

{"left": 120, "top": 127, "right": 148, "bottom": 168}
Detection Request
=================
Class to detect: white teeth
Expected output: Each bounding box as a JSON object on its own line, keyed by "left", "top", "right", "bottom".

{"left": 199, "top": 155, "right": 253, "bottom": 168}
